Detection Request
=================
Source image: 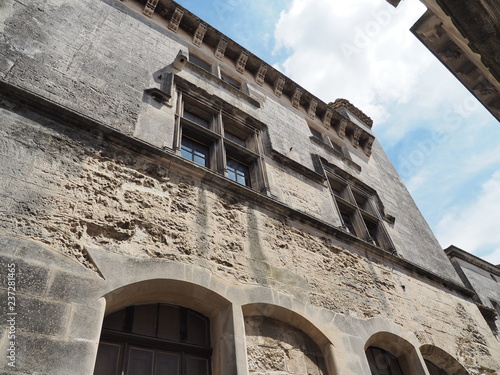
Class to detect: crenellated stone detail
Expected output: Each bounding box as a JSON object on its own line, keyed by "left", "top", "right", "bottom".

{"left": 256, "top": 63, "right": 267, "bottom": 86}
{"left": 292, "top": 88, "right": 302, "bottom": 109}
{"left": 236, "top": 51, "right": 249, "bottom": 73}
{"left": 337, "top": 120, "right": 348, "bottom": 139}
{"left": 352, "top": 128, "right": 362, "bottom": 148}
{"left": 215, "top": 37, "right": 228, "bottom": 60}
{"left": 168, "top": 8, "right": 184, "bottom": 32}
{"left": 308, "top": 99, "right": 318, "bottom": 119}
{"left": 143, "top": 0, "right": 159, "bottom": 18}
{"left": 274, "top": 76, "right": 286, "bottom": 97}
{"left": 365, "top": 137, "right": 374, "bottom": 156}
{"left": 323, "top": 108, "right": 333, "bottom": 129}
{"left": 193, "top": 23, "right": 207, "bottom": 47}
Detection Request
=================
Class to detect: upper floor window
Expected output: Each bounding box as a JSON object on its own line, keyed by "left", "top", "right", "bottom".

{"left": 175, "top": 91, "right": 266, "bottom": 191}
{"left": 189, "top": 54, "right": 212, "bottom": 73}
{"left": 328, "top": 172, "right": 394, "bottom": 252}
{"left": 424, "top": 360, "right": 448, "bottom": 375}
{"left": 93, "top": 303, "right": 211, "bottom": 375}
{"left": 366, "top": 347, "right": 404, "bottom": 375}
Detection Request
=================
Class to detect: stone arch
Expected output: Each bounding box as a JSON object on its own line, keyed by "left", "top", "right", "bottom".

{"left": 420, "top": 345, "right": 469, "bottom": 375}
{"left": 242, "top": 303, "right": 336, "bottom": 375}
{"left": 97, "top": 278, "right": 236, "bottom": 375}
{"left": 364, "top": 331, "right": 426, "bottom": 375}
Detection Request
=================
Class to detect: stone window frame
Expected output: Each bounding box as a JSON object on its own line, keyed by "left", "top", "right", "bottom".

{"left": 173, "top": 89, "right": 268, "bottom": 191}
{"left": 326, "top": 169, "right": 395, "bottom": 252}
{"left": 188, "top": 51, "right": 245, "bottom": 93}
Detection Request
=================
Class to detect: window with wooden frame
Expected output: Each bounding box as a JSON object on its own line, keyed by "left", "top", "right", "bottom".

{"left": 174, "top": 91, "right": 267, "bottom": 191}
{"left": 328, "top": 172, "right": 394, "bottom": 252}
{"left": 93, "top": 304, "right": 212, "bottom": 375}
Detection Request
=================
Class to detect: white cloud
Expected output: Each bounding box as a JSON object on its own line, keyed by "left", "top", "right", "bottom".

{"left": 273, "top": 0, "right": 429, "bottom": 125}
{"left": 435, "top": 171, "right": 500, "bottom": 265}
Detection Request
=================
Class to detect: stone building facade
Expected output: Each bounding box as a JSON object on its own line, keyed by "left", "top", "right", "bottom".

{"left": 0, "top": 0, "right": 499, "bottom": 374}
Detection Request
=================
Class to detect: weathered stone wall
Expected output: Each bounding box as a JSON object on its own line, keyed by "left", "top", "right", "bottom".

{"left": 245, "top": 316, "right": 328, "bottom": 375}
{"left": 0, "top": 99, "right": 499, "bottom": 374}
{"left": 0, "top": 0, "right": 461, "bottom": 281}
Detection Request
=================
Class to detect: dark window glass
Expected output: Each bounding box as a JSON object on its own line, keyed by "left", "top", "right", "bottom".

{"left": 156, "top": 352, "right": 180, "bottom": 374}
{"left": 221, "top": 72, "right": 241, "bottom": 89}
{"left": 425, "top": 360, "right": 448, "bottom": 375}
{"left": 132, "top": 304, "right": 157, "bottom": 337}
{"left": 127, "top": 348, "right": 154, "bottom": 375}
{"left": 189, "top": 55, "right": 211, "bottom": 72}
{"left": 102, "top": 309, "right": 125, "bottom": 331}
{"left": 157, "top": 305, "right": 181, "bottom": 341}
{"left": 365, "top": 219, "right": 380, "bottom": 246}
{"left": 310, "top": 127, "right": 323, "bottom": 140}
{"left": 340, "top": 212, "right": 356, "bottom": 234}
{"left": 227, "top": 158, "right": 250, "bottom": 186}
{"left": 225, "top": 131, "right": 246, "bottom": 147}
{"left": 181, "top": 137, "right": 209, "bottom": 167}
{"left": 366, "top": 347, "right": 403, "bottom": 375}
{"left": 94, "top": 304, "right": 211, "bottom": 375}
{"left": 186, "top": 355, "right": 210, "bottom": 375}
{"left": 331, "top": 141, "right": 343, "bottom": 153}
{"left": 94, "top": 343, "right": 121, "bottom": 375}
{"left": 184, "top": 109, "right": 210, "bottom": 128}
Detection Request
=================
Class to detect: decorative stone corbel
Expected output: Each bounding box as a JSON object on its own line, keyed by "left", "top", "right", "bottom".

{"left": 215, "top": 37, "right": 228, "bottom": 60}
{"left": 365, "top": 137, "right": 374, "bottom": 156}
{"left": 193, "top": 23, "right": 207, "bottom": 47}
{"left": 337, "top": 120, "right": 347, "bottom": 139}
{"left": 292, "top": 88, "right": 302, "bottom": 109}
{"left": 308, "top": 99, "right": 318, "bottom": 119}
{"left": 256, "top": 63, "right": 267, "bottom": 86}
{"left": 168, "top": 8, "right": 184, "bottom": 32}
{"left": 352, "top": 128, "right": 362, "bottom": 148}
{"left": 143, "top": 0, "right": 159, "bottom": 18}
{"left": 323, "top": 108, "right": 333, "bottom": 129}
{"left": 274, "top": 76, "right": 285, "bottom": 97}
{"left": 236, "top": 51, "right": 249, "bottom": 73}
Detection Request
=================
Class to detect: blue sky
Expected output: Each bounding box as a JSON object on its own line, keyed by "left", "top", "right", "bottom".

{"left": 175, "top": 0, "right": 500, "bottom": 265}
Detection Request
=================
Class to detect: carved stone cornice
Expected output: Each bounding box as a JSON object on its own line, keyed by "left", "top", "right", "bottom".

{"left": 193, "top": 23, "right": 207, "bottom": 47}
{"left": 308, "top": 99, "right": 318, "bottom": 119}
{"left": 329, "top": 98, "right": 373, "bottom": 128}
{"left": 168, "top": 8, "right": 184, "bottom": 32}
{"left": 291, "top": 88, "right": 302, "bottom": 109}
{"left": 255, "top": 64, "right": 267, "bottom": 86}
{"left": 274, "top": 76, "right": 285, "bottom": 97}
{"left": 236, "top": 51, "right": 249, "bottom": 73}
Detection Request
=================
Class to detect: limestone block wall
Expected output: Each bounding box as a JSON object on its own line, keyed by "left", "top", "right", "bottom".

{"left": 0, "top": 0, "right": 499, "bottom": 374}
{"left": 0, "top": 98, "right": 499, "bottom": 374}
{"left": 0, "top": 0, "right": 462, "bottom": 280}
